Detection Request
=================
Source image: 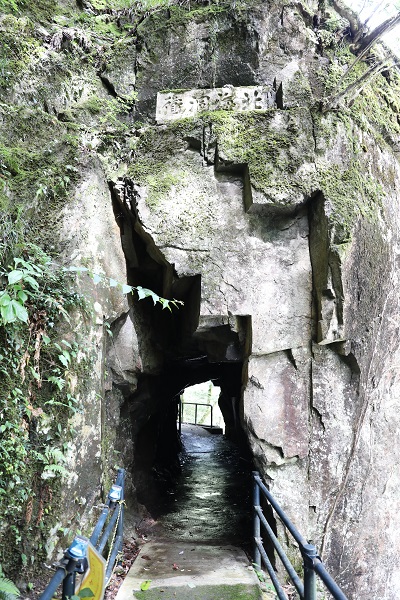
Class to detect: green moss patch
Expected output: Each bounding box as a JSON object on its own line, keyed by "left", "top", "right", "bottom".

{"left": 133, "top": 583, "right": 263, "bottom": 600}
{"left": 0, "top": 104, "right": 79, "bottom": 236}
{"left": 129, "top": 107, "right": 385, "bottom": 243}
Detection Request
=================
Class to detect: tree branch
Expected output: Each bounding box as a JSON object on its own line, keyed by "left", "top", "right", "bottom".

{"left": 355, "top": 11, "right": 400, "bottom": 53}
{"left": 322, "top": 59, "right": 393, "bottom": 111}
{"left": 329, "top": 0, "right": 362, "bottom": 38}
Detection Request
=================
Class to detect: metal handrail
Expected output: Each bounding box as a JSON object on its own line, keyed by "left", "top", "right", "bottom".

{"left": 39, "top": 468, "right": 125, "bottom": 600}
{"left": 180, "top": 402, "right": 213, "bottom": 428}
{"left": 253, "top": 471, "right": 349, "bottom": 600}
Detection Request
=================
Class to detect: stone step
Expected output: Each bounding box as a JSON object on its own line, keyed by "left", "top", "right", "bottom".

{"left": 200, "top": 425, "right": 223, "bottom": 435}
{"left": 115, "top": 542, "right": 265, "bottom": 600}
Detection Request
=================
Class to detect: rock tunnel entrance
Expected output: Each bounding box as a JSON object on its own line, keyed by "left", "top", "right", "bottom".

{"left": 130, "top": 358, "right": 253, "bottom": 549}
{"left": 107, "top": 176, "right": 254, "bottom": 550}
{"left": 105, "top": 161, "right": 347, "bottom": 557}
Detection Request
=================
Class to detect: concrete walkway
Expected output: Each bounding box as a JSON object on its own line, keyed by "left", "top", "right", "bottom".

{"left": 115, "top": 541, "right": 263, "bottom": 600}
{"left": 116, "top": 426, "right": 267, "bottom": 600}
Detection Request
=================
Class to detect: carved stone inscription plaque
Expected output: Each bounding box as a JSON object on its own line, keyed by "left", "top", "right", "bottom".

{"left": 156, "top": 85, "right": 275, "bottom": 122}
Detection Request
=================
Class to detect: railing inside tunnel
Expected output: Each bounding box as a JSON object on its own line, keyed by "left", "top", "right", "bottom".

{"left": 39, "top": 468, "right": 125, "bottom": 600}
{"left": 178, "top": 401, "right": 214, "bottom": 432}
{"left": 253, "top": 471, "right": 349, "bottom": 600}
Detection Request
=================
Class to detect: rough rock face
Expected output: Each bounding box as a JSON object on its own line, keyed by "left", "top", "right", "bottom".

{"left": 94, "top": 4, "right": 400, "bottom": 598}
{"left": 2, "top": 0, "right": 400, "bottom": 596}
{"left": 53, "top": 160, "right": 130, "bottom": 553}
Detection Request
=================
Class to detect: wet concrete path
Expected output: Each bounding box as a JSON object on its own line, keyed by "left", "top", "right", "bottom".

{"left": 153, "top": 424, "right": 252, "bottom": 547}
{"left": 116, "top": 425, "right": 261, "bottom": 600}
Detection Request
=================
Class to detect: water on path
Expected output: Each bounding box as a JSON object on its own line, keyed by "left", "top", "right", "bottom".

{"left": 152, "top": 424, "right": 252, "bottom": 549}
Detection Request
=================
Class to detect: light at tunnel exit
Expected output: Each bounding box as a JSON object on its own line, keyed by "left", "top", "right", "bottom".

{"left": 180, "top": 381, "right": 225, "bottom": 433}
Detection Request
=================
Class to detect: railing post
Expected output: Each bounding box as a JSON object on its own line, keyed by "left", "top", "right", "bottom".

{"left": 195, "top": 403, "right": 198, "bottom": 425}
{"left": 178, "top": 399, "right": 182, "bottom": 435}
{"left": 210, "top": 405, "right": 213, "bottom": 428}
{"left": 252, "top": 471, "right": 261, "bottom": 568}
{"left": 117, "top": 471, "right": 125, "bottom": 552}
{"left": 62, "top": 571, "right": 76, "bottom": 600}
{"left": 303, "top": 543, "right": 317, "bottom": 600}
{"left": 61, "top": 536, "right": 88, "bottom": 600}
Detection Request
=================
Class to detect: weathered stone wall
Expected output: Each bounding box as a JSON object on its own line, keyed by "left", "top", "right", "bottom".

{"left": 100, "top": 3, "right": 400, "bottom": 598}
{"left": 50, "top": 160, "right": 130, "bottom": 555}
{"left": 2, "top": 0, "right": 400, "bottom": 596}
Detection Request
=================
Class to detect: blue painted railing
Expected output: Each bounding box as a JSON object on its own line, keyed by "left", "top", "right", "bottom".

{"left": 253, "top": 471, "right": 349, "bottom": 600}
{"left": 39, "top": 468, "right": 125, "bottom": 600}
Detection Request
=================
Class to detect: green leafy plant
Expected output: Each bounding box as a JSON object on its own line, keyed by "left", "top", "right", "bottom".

{"left": 65, "top": 266, "right": 184, "bottom": 311}
{"left": 0, "top": 574, "right": 19, "bottom": 599}
{"left": 0, "top": 258, "right": 42, "bottom": 325}
{"left": 0, "top": 0, "right": 20, "bottom": 11}
{"left": 71, "top": 587, "right": 95, "bottom": 599}
{"left": 0, "top": 245, "right": 88, "bottom": 575}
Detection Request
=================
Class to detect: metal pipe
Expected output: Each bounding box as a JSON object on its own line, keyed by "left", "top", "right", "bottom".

{"left": 116, "top": 472, "right": 125, "bottom": 552}
{"left": 255, "top": 538, "right": 288, "bottom": 600}
{"left": 253, "top": 471, "right": 261, "bottom": 568}
{"left": 96, "top": 507, "right": 119, "bottom": 554}
{"left": 252, "top": 472, "right": 349, "bottom": 600}
{"left": 40, "top": 470, "right": 126, "bottom": 600}
{"left": 303, "top": 544, "right": 317, "bottom": 600}
{"left": 92, "top": 468, "right": 125, "bottom": 546}
{"left": 314, "top": 561, "right": 349, "bottom": 600}
{"left": 105, "top": 534, "right": 123, "bottom": 582}
{"left": 39, "top": 566, "right": 69, "bottom": 600}
{"left": 105, "top": 471, "right": 126, "bottom": 581}
{"left": 90, "top": 505, "right": 110, "bottom": 546}
{"left": 255, "top": 505, "right": 304, "bottom": 597}
{"left": 62, "top": 571, "right": 76, "bottom": 600}
{"left": 181, "top": 403, "right": 215, "bottom": 428}
{"left": 115, "top": 468, "right": 125, "bottom": 487}
{"left": 253, "top": 474, "right": 308, "bottom": 548}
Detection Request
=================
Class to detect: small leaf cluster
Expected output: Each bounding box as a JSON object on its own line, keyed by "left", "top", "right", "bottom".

{"left": 66, "top": 266, "right": 184, "bottom": 312}
{"left": 71, "top": 587, "right": 95, "bottom": 600}
{"left": 0, "top": 258, "right": 43, "bottom": 325}
{"left": 0, "top": 572, "right": 19, "bottom": 600}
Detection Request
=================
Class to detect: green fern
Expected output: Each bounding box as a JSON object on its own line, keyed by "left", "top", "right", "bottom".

{"left": 43, "top": 464, "right": 67, "bottom": 475}
{"left": 44, "top": 447, "right": 65, "bottom": 463}
{"left": 0, "top": 576, "right": 20, "bottom": 600}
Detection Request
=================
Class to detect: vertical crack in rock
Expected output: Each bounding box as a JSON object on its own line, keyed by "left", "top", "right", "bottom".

{"left": 319, "top": 284, "right": 393, "bottom": 558}
{"left": 308, "top": 193, "right": 345, "bottom": 345}
{"left": 285, "top": 348, "right": 298, "bottom": 370}
{"left": 310, "top": 109, "right": 318, "bottom": 153}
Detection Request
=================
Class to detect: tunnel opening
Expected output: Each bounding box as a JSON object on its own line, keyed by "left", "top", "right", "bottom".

{"left": 107, "top": 168, "right": 257, "bottom": 553}
{"left": 180, "top": 380, "right": 224, "bottom": 433}
{"left": 131, "top": 357, "right": 254, "bottom": 551}
{"left": 134, "top": 356, "right": 253, "bottom": 516}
